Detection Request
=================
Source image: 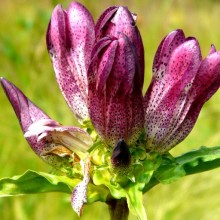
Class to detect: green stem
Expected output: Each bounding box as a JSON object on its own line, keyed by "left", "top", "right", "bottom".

{"left": 107, "top": 199, "right": 129, "bottom": 220}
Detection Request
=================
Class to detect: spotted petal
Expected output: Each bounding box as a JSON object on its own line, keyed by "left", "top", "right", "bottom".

{"left": 95, "top": 6, "right": 144, "bottom": 88}
{"left": 88, "top": 34, "right": 144, "bottom": 146}
{"left": 71, "top": 157, "right": 91, "bottom": 216}
{"left": 1, "top": 78, "right": 92, "bottom": 167}
{"left": 144, "top": 34, "right": 202, "bottom": 152}
{"left": 46, "top": 2, "right": 95, "bottom": 121}
{"left": 162, "top": 49, "right": 220, "bottom": 150}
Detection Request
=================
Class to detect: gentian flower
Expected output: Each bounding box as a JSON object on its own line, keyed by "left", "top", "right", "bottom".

{"left": 1, "top": 1, "right": 220, "bottom": 218}
{"left": 144, "top": 30, "right": 220, "bottom": 153}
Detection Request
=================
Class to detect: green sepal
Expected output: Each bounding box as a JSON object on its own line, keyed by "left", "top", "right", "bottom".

{"left": 125, "top": 184, "right": 147, "bottom": 220}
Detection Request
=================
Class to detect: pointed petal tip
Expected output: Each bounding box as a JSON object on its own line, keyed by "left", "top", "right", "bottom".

{"left": 1, "top": 77, "right": 8, "bottom": 86}
{"left": 209, "top": 44, "right": 217, "bottom": 55}
{"left": 0, "top": 77, "right": 5, "bottom": 86}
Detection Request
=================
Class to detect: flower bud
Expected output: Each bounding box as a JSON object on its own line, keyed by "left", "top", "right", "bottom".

{"left": 144, "top": 30, "right": 220, "bottom": 152}
{"left": 46, "top": 2, "right": 95, "bottom": 121}
{"left": 111, "top": 139, "right": 131, "bottom": 168}
{"left": 88, "top": 34, "right": 144, "bottom": 146}
{"left": 95, "top": 6, "right": 144, "bottom": 88}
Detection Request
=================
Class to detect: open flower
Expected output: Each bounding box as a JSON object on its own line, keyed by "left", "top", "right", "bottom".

{"left": 0, "top": 78, "right": 93, "bottom": 168}
{"left": 1, "top": 1, "right": 220, "bottom": 218}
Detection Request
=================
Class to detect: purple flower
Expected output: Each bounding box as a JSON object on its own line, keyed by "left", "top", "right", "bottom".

{"left": 46, "top": 2, "right": 95, "bottom": 121}
{"left": 0, "top": 78, "right": 93, "bottom": 168}
{"left": 144, "top": 30, "right": 220, "bottom": 152}
{"left": 46, "top": 3, "right": 145, "bottom": 147}
{"left": 2, "top": 1, "right": 220, "bottom": 216}
{"left": 2, "top": 3, "right": 220, "bottom": 160}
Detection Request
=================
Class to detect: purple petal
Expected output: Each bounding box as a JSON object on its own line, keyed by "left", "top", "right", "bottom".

{"left": 95, "top": 6, "right": 144, "bottom": 88}
{"left": 1, "top": 78, "right": 49, "bottom": 153}
{"left": 46, "top": 3, "right": 95, "bottom": 121}
{"left": 152, "top": 29, "right": 185, "bottom": 79}
{"left": 0, "top": 78, "right": 61, "bottom": 167}
{"left": 95, "top": 6, "right": 118, "bottom": 40}
{"left": 165, "top": 50, "right": 220, "bottom": 149}
{"left": 1, "top": 78, "right": 92, "bottom": 167}
{"left": 209, "top": 44, "right": 216, "bottom": 55}
{"left": 144, "top": 37, "right": 202, "bottom": 151}
{"left": 88, "top": 35, "right": 144, "bottom": 146}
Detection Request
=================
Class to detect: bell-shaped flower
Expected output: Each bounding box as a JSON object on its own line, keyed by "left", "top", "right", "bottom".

{"left": 88, "top": 34, "right": 144, "bottom": 147}
{"left": 0, "top": 78, "right": 93, "bottom": 168}
{"left": 46, "top": 2, "right": 95, "bottom": 121}
{"left": 144, "top": 30, "right": 220, "bottom": 153}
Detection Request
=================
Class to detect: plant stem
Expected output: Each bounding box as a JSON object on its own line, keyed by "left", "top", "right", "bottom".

{"left": 107, "top": 199, "right": 129, "bottom": 220}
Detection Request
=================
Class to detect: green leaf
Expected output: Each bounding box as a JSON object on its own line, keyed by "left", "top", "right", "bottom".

{"left": 0, "top": 170, "right": 71, "bottom": 196}
{"left": 175, "top": 146, "right": 220, "bottom": 174}
{"left": 144, "top": 146, "right": 220, "bottom": 192}
{"left": 0, "top": 170, "right": 109, "bottom": 204}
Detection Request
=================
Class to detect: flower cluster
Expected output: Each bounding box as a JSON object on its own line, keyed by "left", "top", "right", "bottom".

{"left": 1, "top": 1, "right": 220, "bottom": 217}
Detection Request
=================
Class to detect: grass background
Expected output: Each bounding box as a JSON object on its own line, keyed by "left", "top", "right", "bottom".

{"left": 0, "top": 0, "right": 220, "bottom": 219}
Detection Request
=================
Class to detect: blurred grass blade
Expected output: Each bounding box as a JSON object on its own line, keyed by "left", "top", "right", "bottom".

{"left": 144, "top": 146, "right": 220, "bottom": 192}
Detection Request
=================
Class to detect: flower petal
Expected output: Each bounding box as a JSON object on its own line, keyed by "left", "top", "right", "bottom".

{"left": 209, "top": 44, "right": 216, "bottom": 55}
{"left": 0, "top": 78, "right": 65, "bottom": 167}
{"left": 25, "top": 118, "right": 93, "bottom": 159}
{"left": 88, "top": 35, "right": 144, "bottom": 146}
{"left": 152, "top": 29, "right": 185, "bottom": 79}
{"left": 95, "top": 6, "right": 144, "bottom": 88}
{"left": 71, "top": 158, "right": 90, "bottom": 216}
{"left": 144, "top": 36, "right": 202, "bottom": 151}
{"left": 46, "top": 3, "right": 95, "bottom": 121}
{"left": 1, "top": 78, "right": 92, "bottom": 167}
{"left": 163, "top": 50, "right": 220, "bottom": 150}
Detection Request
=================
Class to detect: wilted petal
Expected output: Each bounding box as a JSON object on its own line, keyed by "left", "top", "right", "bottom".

{"left": 88, "top": 34, "right": 144, "bottom": 146}
{"left": 1, "top": 78, "right": 92, "bottom": 167}
{"left": 71, "top": 158, "right": 90, "bottom": 216}
{"left": 25, "top": 118, "right": 93, "bottom": 159}
{"left": 144, "top": 35, "right": 202, "bottom": 151}
{"left": 95, "top": 6, "right": 144, "bottom": 88}
{"left": 46, "top": 2, "right": 95, "bottom": 121}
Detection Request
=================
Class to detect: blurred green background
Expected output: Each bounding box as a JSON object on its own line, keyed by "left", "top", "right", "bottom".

{"left": 0, "top": 0, "right": 220, "bottom": 219}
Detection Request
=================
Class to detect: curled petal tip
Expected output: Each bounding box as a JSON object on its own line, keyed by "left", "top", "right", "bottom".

{"left": 25, "top": 118, "right": 93, "bottom": 158}
{"left": 209, "top": 44, "right": 216, "bottom": 55}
